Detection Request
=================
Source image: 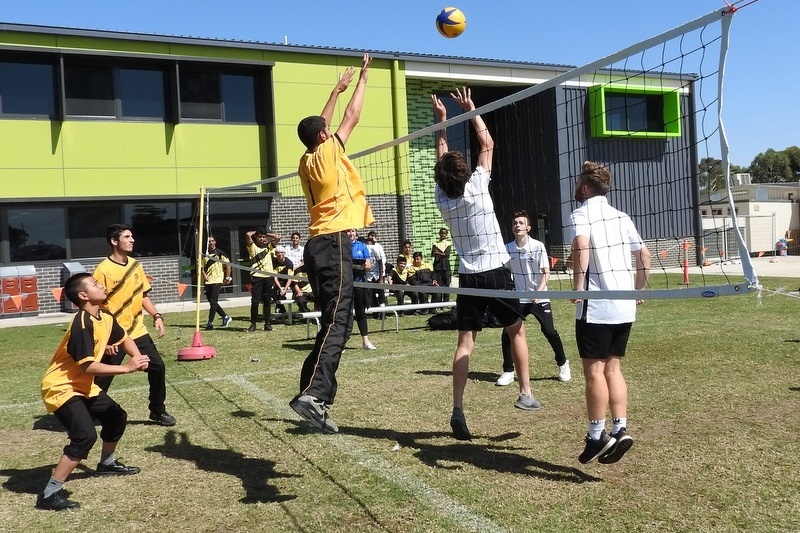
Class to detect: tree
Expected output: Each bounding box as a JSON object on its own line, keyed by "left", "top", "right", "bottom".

{"left": 783, "top": 145, "right": 800, "bottom": 179}
{"left": 698, "top": 157, "right": 749, "bottom": 191}
{"left": 750, "top": 149, "right": 792, "bottom": 183}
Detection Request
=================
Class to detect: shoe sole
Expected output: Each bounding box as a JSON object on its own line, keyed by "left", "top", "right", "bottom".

{"left": 599, "top": 435, "right": 634, "bottom": 464}
{"left": 579, "top": 437, "right": 617, "bottom": 464}
{"left": 149, "top": 416, "right": 176, "bottom": 427}
{"left": 95, "top": 468, "right": 141, "bottom": 476}
{"left": 290, "top": 399, "right": 337, "bottom": 433}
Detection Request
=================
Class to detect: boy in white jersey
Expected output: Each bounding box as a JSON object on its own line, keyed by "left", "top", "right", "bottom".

{"left": 497, "top": 210, "right": 570, "bottom": 386}
{"left": 570, "top": 161, "right": 651, "bottom": 464}
{"left": 432, "top": 87, "right": 541, "bottom": 441}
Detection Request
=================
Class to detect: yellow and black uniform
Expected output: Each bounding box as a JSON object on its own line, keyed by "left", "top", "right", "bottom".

{"left": 294, "top": 134, "right": 374, "bottom": 405}
{"left": 202, "top": 249, "right": 231, "bottom": 327}
{"left": 408, "top": 260, "right": 436, "bottom": 308}
{"left": 390, "top": 265, "right": 417, "bottom": 307}
{"left": 41, "top": 309, "right": 129, "bottom": 459}
{"left": 248, "top": 241, "right": 276, "bottom": 329}
{"left": 432, "top": 238, "right": 453, "bottom": 302}
{"left": 93, "top": 257, "right": 168, "bottom": 416}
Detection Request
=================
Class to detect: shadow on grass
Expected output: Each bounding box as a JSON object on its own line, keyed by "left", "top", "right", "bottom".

{"left": 0, "top": 464, "right": 93, "bottom": 496}
{"left": 337, "top": 425, "right": 601, "bottom": 484}
{"left": 790, "top": 387, "right": 800, "bottom": 392}
{"left": 146, "top": 430, "right": 297, "bottom": 503}
{"left": 416, "top": 369, "right": 561, "bottom": 384}
{"left": 32, "top": 413, "right": 65, "bottom": 432}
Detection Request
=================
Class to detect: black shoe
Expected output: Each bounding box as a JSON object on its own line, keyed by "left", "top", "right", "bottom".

{"left": 149, "top": 412, "right": 177, "bottom": 426}
{"left": 95, "top": 459, "right": 141, "bottom": 476}
{"left": 205, "top": 323, "right": 214, "bottom": 330}
{"left": 599, "top": 428, "right": 634, "bottom": 464}
{"left": 264, "top": 323, "right": 273, "bottom": 331}
{"left": 450, "top": 408, "right": 471, "bottom": 441}
{"left": 36, "top": 491, "right": 80, "bottom": 511}
{"left": 247, "top": 323, "right": 257, "bottom": 332}
{"left": 277, "top": 306, "right": 287, "bottom": 314}
{"left": 289, "top": 394, "right": 338, "bottom": 433}
{"left": 578, "top": 431, "right": 617, "bottom": 464}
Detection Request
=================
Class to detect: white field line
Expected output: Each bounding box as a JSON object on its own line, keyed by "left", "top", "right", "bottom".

{"left": 231, "top": 375, "right": 512, "bottom": 533}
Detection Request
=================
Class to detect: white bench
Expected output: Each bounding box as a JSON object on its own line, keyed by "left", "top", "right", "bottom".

{"left": 297, "top": 301, "right": 456, "bottom": 338}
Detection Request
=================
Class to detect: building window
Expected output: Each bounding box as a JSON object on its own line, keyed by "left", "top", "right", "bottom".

{"left": 0, "top": 61, "right": 56, "bottom": 118}
{"left": 117, "top": 68, "right": 166, "bottom": 119}
{"left": 67, "top": 205, "right": 122, "bottom": 258}
{"left": 8, "top": 207, "right": 67, "bottom": 262}
{"left": 588, "top": 84, "right": 681, "bottom": 138}
{"left": 124, "top": 203, "right": 179, "bottom": 256}
{"left": 65, "top": 64, "right": 115, "bottom": 117}
{"left": 180, "top": 69, "right": 258, "bottom": 122}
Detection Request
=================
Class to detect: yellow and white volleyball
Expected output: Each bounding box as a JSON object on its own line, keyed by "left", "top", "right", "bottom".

{"left": 436, "top": 7, "right": 466, "bottom": 38}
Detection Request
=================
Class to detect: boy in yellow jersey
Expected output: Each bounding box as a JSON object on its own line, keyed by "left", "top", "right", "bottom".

{"left": 201, "top": 236, "right": 233, "bottom": 330}
{"left": 245, "top": 227, "right": 279, "bottom": 331}
{"left": 93, "top": 224, "right": 176, "bottom": 427}
{"left": 290, "top": 53, "right": 374, "bottom": 432}
{"left": 37, "top": 273, "right": 149, "bottom": 511}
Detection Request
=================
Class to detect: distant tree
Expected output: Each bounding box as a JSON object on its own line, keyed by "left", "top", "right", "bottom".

{"left": 750, "top": 149, "right": 792, "bottom": 183}
{"left": 783, "top": 146, "right": 800, "bottom": 179}
{"left": 699, "top": 157, "right": 725, "bottom": 192}
{"left": 698, "top": 157, "right": 749, "bottom": 191}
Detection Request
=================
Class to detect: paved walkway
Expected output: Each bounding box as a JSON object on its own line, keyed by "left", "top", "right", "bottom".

{"left": 1, "top": 256, "right": 796, "bottom": 330}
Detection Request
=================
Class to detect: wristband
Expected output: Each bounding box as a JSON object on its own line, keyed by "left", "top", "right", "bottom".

{"left": 153, "top": 313, "right": 163, "bottom": 322}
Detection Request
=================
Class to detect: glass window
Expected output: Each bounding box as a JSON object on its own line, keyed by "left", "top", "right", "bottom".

{"left": 124, "top": 203, "right": 179, "bottom": 256}
{"left": 68, "top": 206, "right": 121, "bottom": 258}
{"left": 222, "top": 73, "right": 256, "bottom": 123}
{"left": 65, "top": 65, "right": 115, "bottom": 116}
{"left": 606, "top": 93, "right": 664, "bottom": 133}
{"left": 118, "top": 68, "right": 166, "bottom": 119}
{"left": 8, "top": 207, "right": 67, "bottom": 262}
{"left": 0, "top": 62, "right": 56, "bottom": 117}
{"left": 180, "top": 70, "right": 221, "bottom": 120}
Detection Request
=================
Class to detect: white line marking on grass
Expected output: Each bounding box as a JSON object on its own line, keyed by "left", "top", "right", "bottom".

{"left": 231, "top": 375, "right": 512, "bottom": 533}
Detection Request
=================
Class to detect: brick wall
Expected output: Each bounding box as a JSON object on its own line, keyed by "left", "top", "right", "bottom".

{"left": 1, "top": 256, "right": 181, "bottom": 318}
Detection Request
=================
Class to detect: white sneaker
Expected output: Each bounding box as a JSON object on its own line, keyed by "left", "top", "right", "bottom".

{"left": 495, "top": 371, "right": 515, "bottom": 386}
{"left": 362, "top": 340, "right": 377, "bottom": 350}
{"left": 558, "top": 361, "right": 571, "bottom": 382}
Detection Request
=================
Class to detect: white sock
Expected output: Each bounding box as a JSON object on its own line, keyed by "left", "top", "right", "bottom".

{"left": 588, "top": 419, "right": 605, "bottom": 440}
{"left": 612, "top": 417, "right": 627, "bottom": 434}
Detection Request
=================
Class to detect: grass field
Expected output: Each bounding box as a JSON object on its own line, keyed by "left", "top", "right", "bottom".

{"left": 1, "top": 275, "right": 799, "bottom": 532}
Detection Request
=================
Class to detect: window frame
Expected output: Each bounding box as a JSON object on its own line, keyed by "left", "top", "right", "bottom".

{"left": 588, "top": 84, "right": 681, "bottom": 138}
{"left": 0, "top": 57, "right": 58, "bottom": 119}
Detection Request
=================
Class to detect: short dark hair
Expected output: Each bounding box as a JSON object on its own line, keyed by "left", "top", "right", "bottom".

{"left": 254, "top": 227, "right": 268, "bottom": 236}
{"left": 297, "top": 116, "right": 326, "bottom": 150}
{"left": 106, "top": 223, "right": 132, "bottom": 246}
{"left": 412, "top": 251, "right": 423, "bottom": 260}
{"left": 396, "top": 255, "right": 407, "bottom": 264}
{"left": 291, "top": 232, "right": 301, "bottom": 239}
{"left": 512, "top": 210, "right": 530, "bottom": 224}
{"left": 64, "top": 272, "right": 91, "bottom": 306}
{"left": 434, "top": 151, "right": 471, "bottom": 199}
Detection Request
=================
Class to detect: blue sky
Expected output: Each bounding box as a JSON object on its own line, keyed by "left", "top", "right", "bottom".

{"left": 2, "top": 0, "right": 796, "bottom": 167}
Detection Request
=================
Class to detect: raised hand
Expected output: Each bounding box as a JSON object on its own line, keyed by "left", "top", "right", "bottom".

{"left": 450, "top": 86, "right": 475, "bottom": 112}
{"left": 431, "top": 94, "right": 447, "bottom": 121}
{"left": 334, "top": 66, "right": 356, "bottom": 94}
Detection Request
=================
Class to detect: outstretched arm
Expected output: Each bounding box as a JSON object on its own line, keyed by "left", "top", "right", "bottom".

{"left": 320, "top": 66, "right": 356, "bottom": 127}
{"left": 432, "top": 94, "right": 448, "bottom": 160}
{"left": 451, "top": 87, "right": 493, "bottom": 172}
{"left": 337, "top": 53, "right": 372, "bottom": 145}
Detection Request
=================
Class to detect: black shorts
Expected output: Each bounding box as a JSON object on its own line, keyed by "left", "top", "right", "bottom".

{"left": 456, "top": 267, "right": 523, "bottom": 331}
{"left": 54, "top": 393, "right": 127, "bottom": 459}
{"left": 575, "top": 320, "right": 632, "bottom": 359}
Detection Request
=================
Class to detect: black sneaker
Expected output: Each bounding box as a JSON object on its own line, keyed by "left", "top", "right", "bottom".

{"left": 277, "top": 305, "right": 287, "bottom": 314}
{"left": 222, "top": 315, "right": 233, "bottom": 327}
{"left": 247, "top": 323, "right": 257, "bottom": 332}
{"left": 36, "top": 491, "right": 80, "bottom": 511}
{"left": 264, "top": 323, "right": 273, "bottom": 331}
{"left": 578, "top": 431, "right": 617, "bottom": 464}
{"left": 205, "top": 323, "right": 214, "bottom": 330}
{"left": 450, "top": 407, "right": 471, "bottom": 441}
{"left": 95, "top": 459, "right": 141, "bottom": 476}
{"left": 599, "top": 428, "right": 634, "bottom": 464}
{"left": 149, "top": 412, "right": 177, "bottom": 426}
{"left": 290, "top": 394, "right": 338, "bottom": 433}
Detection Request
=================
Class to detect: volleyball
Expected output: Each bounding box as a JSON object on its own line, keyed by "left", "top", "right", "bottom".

{"left": 436, "top": 7, "right": 466, "bottom": 38}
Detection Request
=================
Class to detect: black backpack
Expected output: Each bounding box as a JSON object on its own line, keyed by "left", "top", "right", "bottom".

{"left": 427, "top": 310, "right": 458, "bottom": 330}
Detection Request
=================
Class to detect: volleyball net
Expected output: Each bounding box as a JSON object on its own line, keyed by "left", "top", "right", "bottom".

{"left": 203, "top": 5, "right": 759, "bottom": 304}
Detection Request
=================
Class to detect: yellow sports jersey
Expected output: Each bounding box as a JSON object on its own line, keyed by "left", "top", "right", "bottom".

{"left": 247, "top": 242, "right": 274, "bottom": 279}
{"left": 41, "top": 309, "right": 126, "bottom": 413}
{"left": 299, "top": 134, "right": 374, "bottom": 237}
{"left": 202, "top": 250, "right": 230, "bottom": 285}
{"left": 93, "top": 257, "right": 150, "bottom": 340}
{"left": 407, "top": 261, "right": 435, "bottom": 277}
